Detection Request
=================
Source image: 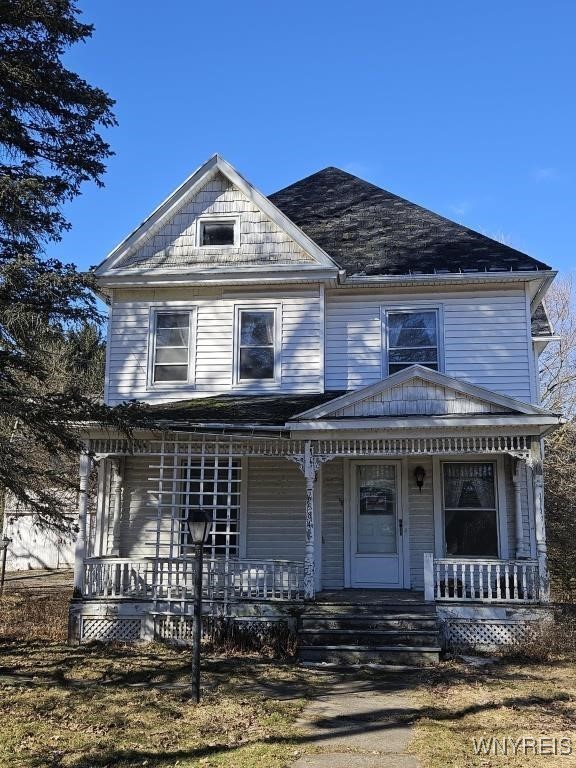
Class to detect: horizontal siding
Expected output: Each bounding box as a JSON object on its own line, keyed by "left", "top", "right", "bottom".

{"left": 325, "top": 288, "right": 533, "bottom": 401}
{"left": 107, "top": 288, "right": 322, "bottom": 404}
{"left": 321, "top": 459, "right": 345, "bottom": 588}
{"left": 407, "top": 458, "right": 434, "bottom": 590}
{"left": 245, "top": 458, "right": 305, "bottom": 561}
{"left": 119, "top": 456, "right": 161, "bottom": 558}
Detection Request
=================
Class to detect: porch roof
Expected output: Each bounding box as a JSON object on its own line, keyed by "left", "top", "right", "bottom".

{"left": 142, "top": 391, "right": 346, "bottom": 428}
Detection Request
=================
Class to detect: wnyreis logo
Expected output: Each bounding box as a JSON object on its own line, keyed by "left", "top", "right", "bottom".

{"left": 472, "top": 736, "right": 573, "bottom": 756}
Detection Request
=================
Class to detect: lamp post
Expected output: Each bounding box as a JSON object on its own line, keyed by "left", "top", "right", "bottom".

{"left": 185, "top": 507, "right": 212, "bottom": 703}
{"left": 0, "top": 535, "right": 11, "bottom": 598}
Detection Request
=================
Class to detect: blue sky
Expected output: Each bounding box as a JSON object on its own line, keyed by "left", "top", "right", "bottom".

{"left": 52, "top": 0, "right": 575, "bottom": 273}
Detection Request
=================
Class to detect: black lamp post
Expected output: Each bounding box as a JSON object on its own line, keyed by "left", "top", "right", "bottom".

{"left": 185, "top": 507, "right": 212, "bottom": 703}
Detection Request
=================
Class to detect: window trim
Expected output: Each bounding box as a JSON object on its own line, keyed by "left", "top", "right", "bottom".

{"left": 196, "top": 215, "right": 239, "bottom": 248}
{"left": 437, "top": 457, "right": 508, "bottom": 559}
{"left": 233, "top": 303, "right": 281, "bottom": 389}
{"left": 147, "top": 305, "right": 197, "bottom": 389}
{"left": 382, "top": 306, "right": 444, "bottom": 377}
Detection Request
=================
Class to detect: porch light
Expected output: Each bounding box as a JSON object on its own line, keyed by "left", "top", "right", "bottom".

{"left": 186, "top": 507, "right": 212, "bottom": 546}
{"left": 414, "top": 466, "right": 426, "bottom": 492}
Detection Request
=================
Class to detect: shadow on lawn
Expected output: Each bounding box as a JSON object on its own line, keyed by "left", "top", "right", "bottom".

{"left": 58, "top": 686, "right": 573, "bottom": 768}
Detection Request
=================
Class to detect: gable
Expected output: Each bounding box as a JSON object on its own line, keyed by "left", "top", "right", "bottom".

{"left": 325, "top": 377, "right": 510, "bottom": 418}
{"left": 95, "top": 155, "right": 339, "bottom": 279}
{"left": 291, "top": 365, "right": 552, "bottom": 421}
{"left": 114, "top": 171, "right": 317, "bottom": 271}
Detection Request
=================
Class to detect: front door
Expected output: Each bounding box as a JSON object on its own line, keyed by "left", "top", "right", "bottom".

{"left": 350, "top": 462, "right": 404, "bottom": 587}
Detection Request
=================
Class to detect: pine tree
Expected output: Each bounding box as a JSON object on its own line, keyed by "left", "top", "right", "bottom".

{"left": 0, "top": 1, "right": 139, "bottom": 525}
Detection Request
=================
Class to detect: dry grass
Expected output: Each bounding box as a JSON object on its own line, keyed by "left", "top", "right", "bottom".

{"left": 412, "top": 652, "right": 576, "bottom": 767}
{"left": 0, "top": 588, "right": 311, "bottom": 768}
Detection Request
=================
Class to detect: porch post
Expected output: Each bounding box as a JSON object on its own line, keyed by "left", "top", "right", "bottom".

{"left": 73, "top": 450, "right": 93, "bottom": 598}
{"left": 303, "top": 441, "right": 316, "bottom": 600}
{"left": 530, "top": 440, "right": 550, "bottom": 601}
{"left": 110, "top": 458, "right": 124, "bottom": 556}
{"left": 513, "top": 459, "right": 528, "bottom": 559}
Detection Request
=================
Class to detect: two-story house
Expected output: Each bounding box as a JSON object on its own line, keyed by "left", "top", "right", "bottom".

{"left": 70, "top": 155, "right": 561, "bottom": 661}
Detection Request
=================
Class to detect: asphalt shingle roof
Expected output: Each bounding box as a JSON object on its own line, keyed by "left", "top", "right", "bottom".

{"left": 145, "top": 392, "right": 346, "bottom": 428}
{"left": 269, "top": 167, "right": 551, "bottom": 276}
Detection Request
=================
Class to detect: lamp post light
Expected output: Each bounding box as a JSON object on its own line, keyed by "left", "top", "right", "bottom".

{"left": 185, "top": 507, "right": 212, "bottom": 703}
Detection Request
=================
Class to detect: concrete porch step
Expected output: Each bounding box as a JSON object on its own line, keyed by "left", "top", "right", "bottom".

{"left": 301, "top": 614, "right": 439, "bottom": 631}
{"left": 299, "top": 644, "right": 441, "bottom": 666}
{"left": 302, "top": 602, "right": 436, "bottom": 616}
{"left": 299, "top": 628, "right": 440, "bottom": 647}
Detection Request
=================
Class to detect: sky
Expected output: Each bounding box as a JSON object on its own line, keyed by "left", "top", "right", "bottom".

{"left": 51, "top": 0, "right": 576, "bottom": 274}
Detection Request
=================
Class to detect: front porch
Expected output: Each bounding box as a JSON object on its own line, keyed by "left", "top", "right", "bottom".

{"left": 71, "top": 373, "right": 556, "bottom": 649}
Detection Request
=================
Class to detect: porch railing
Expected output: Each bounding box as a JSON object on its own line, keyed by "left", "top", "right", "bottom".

{"left": 83, "top": 557, "right": 305, "bottom": 602}
{"left": 424, "top": 553, "right": 542, "bottom": 603}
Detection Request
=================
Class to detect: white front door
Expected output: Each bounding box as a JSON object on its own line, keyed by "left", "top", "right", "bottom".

{"left": 350, "top": 462, "right": 404, "bottom": 587}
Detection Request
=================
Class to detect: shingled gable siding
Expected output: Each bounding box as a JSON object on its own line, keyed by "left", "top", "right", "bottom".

{"left": 106, "top": 287, "right": 323, "bottom": 404}
{"left": 115, "top": 172, "right": 315, "bottom": 270}
{"left": 325, "top": 287, "right": 533, "bottom": 401}
{"left": 244, "top": 457, "right": 306, "bottom": 562}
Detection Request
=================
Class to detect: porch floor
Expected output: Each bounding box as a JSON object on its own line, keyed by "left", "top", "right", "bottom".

{"left": 314, "top": 589, "right": 426, "bottom": 605}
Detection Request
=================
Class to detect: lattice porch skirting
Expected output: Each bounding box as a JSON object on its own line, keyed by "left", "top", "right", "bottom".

{"left": 441, "top": 618, "right": 539, "bottom": 651}
{"left": 81, "top": 617, "right": 142, "bottom": 643}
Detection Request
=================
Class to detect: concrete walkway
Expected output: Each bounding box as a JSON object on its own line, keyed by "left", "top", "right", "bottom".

{"left": 292, "top": 670, "right": 422, "bottom": 768}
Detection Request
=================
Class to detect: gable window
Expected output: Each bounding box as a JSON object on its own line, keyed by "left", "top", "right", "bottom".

{"left": 386, "top": 309, "right": 439, "bottom": 375}
{"left": 199, "top": 219, "right": 235, "bottom": 246}
{"left": 152, "top": 311, "right": 193, "bottom": 383}
{"left": 237, "top": 309, "right": 276, "bottom": 382}
{"left": 443, "top": 462, "right": 498, "bottom": 557}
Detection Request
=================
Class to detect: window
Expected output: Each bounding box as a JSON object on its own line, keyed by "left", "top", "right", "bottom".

{"left": 152, "top": 311, "right": 192, "bottom": 384}
{"left": 386, "top": 310, "right": 439, "bottom": 374}
{"left": 199, "top": 219, "right": 235, "bottom": 246}
{"left": 237, "top": 309, "right": 276, "bottom": 381}
{"left": 179, "top": 458, "right": 241, "bottom": 559}
{"left": 443, "top": 462, "right": 498, "bottom": 557}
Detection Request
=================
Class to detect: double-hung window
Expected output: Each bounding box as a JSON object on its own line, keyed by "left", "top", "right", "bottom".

{"left": 442, "top": 462, "right": 499, "bottom": 557}
{"left": 152, "top": 311, "right": 193, "bottom": 384}
{"left": 386, "top": 309, "right": 439, "bottom": 375}
{"left": 236, "top": 308, "right": 277, "bottom": 382}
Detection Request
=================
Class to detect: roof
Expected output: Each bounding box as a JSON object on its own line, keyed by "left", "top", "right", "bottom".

{"left": 144, "top": 392, "right": 346, "bottom": 428}
{"left": 269, "top": 167, "right": 551, "bottom": 276}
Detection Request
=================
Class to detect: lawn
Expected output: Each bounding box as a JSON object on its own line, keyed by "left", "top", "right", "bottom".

{"left": 2, "top": 579, "right": 576, "bottom": 768}
{"left": 412, "top": 650, "right": 576, "bottom": 767}
{"left": 0, "top": 589, "right": 312, "bottom": 768}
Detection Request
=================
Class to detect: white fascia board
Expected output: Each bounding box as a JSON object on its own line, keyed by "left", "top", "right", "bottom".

{"left": 342, "top": 270, "right": 557, "bottom": 291}
{"left": 288, "top": 414, "right": 562, "bottom": 431}
{"left": 96, "top": 266, "right": 339, "bottom": 289}
{"left": 528, "top": 271, "right": 557, "bottom": 311}
{"left": 293, "top": 364, "right": 555, "bottom": 419}
{"left": 94, "top": 154, "right": 339, "bottom": 276}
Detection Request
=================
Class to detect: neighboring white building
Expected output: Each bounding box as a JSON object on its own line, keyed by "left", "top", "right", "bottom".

{"left": 69, "top": 155, "right": 561, "bottom": 657}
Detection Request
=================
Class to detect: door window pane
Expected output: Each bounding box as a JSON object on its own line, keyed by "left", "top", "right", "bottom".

{"left": 238, "top": 310, "right": 275, "bottom": 381}
{"left": 443, "top": 463, "right": 498, "bottom": 556}
{"left": 387, "top": 310, "right": 438, "bottom": 374}
{"left": 357, "top": 465, "right": 397, "bottom": 554}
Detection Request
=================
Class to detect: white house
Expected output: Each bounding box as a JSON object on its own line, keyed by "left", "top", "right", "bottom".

{"left": 69, "top": 155, "right": 561, "bottom": 660}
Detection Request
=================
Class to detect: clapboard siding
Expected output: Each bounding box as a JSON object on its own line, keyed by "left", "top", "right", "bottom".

{"left": 119, "top": 457, "right": 160, "bottom": 558}
{"left": 245, "top": 457, "right": 306, "bottom": 561}
{"left": 106, "top": 288, "right": 322, "bottom": 404}
{"left": 503, "top": 454, "right": 533, "bottom": 557}
{"left": 321, "top": 459, "right": 345, "bottom": 588}
{"left": 325, "top": 288, "right": 534, "bottom": 401}
{"left": 407, "top": 457, "right": 435, "bottom": 589}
